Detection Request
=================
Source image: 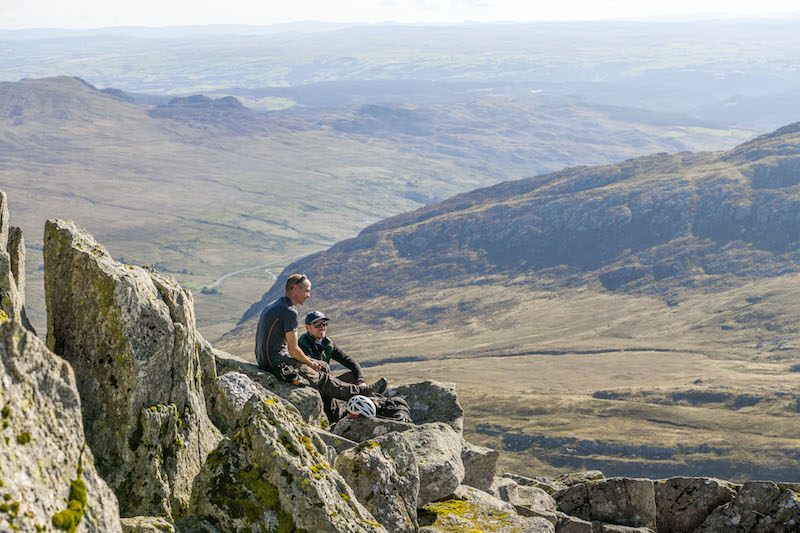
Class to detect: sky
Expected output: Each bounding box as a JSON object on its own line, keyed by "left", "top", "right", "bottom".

{"left": 1, "top": 0, "right": 800, "bottom": 29}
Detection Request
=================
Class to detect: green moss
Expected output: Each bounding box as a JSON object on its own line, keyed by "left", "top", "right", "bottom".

{"left": 0, "top": 503, "right": 9, "bottom": 512}
{"left": 3, "top": 493, "right": 10, "bottom": 501}
{"left": 52, "top": 446, "right": 88, "bottom": 533}
{"left": 16, "top": 432, "right": 31, "bottom": 445}
{"left": 1, "top": 407, "right": 9, "bottom": 418}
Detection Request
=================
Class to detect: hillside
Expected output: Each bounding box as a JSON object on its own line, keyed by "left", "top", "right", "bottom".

{"left": 0, "top": 76, "right": 751, "bottom": 339}
{"left": 220, "top": 122, "right": 800, "bottom": 481}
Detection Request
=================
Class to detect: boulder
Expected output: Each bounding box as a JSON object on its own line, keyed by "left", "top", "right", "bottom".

{"left": 695, "top": 480, "right": 800, "bottom": 532}
{"left": 654, "top": 477, "right": 737, "bottom": 533}
{"left": 556, "top": 512, "right": 594, "bottom": 532}
{"left": 332, "top": 413, "right": 416, "bottom": 442}
{"left": 505, "top": 472, "right": 569, "bottom": 496}
{"left": 518, "top": 485, "right": 558, "bottom": 513}
{"left": 43, "top": 219, "right": 221, "bottom": 518}
{"left": 387, "top": 380, "right": 463, "bottom": 433}
{"left": 120, "top": 516, "right": 176, "bottom": 532}
{"left": 334, "top": 432, "right": 420, "bottom": 533}
{"left": 556, "top": 478, "right": 656, "bottom": 529}
{"left": 595, "top": 525, "right": 655, "bottom": 533}
{"left": 0, "top": 190, "right": 33, "bottom": 332}
{"left": 404, "top": 422, "right": 465, "bottom": 506}
{"left": 491, "top": 476, "right": 520, "bottom": 503}
{"left": 420, "top": 485, "right": 555, "bottom": 532}
{"left": 313, "top": 427, "right": 358, "bottom": 459}
{"left": 214, "top": 349, "right": 324, "bottom": 426}
{"left": 0, "top": 320, "right": 122, "bottom": 532}
{"left": 461, "top": 439, "right": 499, "bottom": 491}
{"left": 190, "top": 394, "right": 387, "bottom": 532}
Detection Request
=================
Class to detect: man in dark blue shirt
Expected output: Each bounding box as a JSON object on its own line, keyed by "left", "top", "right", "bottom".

{"left": 255, "top": 273, "right": 386, "bottom": 406}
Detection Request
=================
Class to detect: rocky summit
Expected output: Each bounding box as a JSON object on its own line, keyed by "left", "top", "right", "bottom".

{"left": 3, "top": 184, "right": 800, "bottom": 533}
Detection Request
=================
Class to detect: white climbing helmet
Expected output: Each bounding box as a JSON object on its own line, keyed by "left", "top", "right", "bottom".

{"left": 346, "top": 395, "right": 377, "bottom": 418}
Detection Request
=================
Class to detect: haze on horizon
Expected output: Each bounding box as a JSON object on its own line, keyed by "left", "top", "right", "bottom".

{"left": 2, "top": 0, "right": 800, "bottom": 30}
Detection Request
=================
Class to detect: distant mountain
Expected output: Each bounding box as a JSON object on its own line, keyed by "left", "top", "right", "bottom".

{"left": 3, "top": 76, "right": 750, "bottom": 338}
{"left": 226, "top": 121, "right": 800, "bottom": 361}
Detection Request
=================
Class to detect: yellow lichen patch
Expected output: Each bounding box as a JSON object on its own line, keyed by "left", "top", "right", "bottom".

{"left": 422, "top": 497, "right": 517, "bottom": 533}
{"left": 0, "top": 310, "right": 7, "bottom": 323}
{"left": 298, "top": 435, "right": 316, "bottom": 455}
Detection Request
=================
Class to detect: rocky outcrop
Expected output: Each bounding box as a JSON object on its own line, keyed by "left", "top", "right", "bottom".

{"left": 0, "top": 189, "right": 33, "bottom": 332}
{"left": 387, "top": 380, "right": 463, "bottom": 433}
{"left": 333, "top": 413, "right": 417, "bottom": 442}
{"left": 190, "top": 394, "right": 386, "bottom": 532}
{"left": 214, "top": 349, "right": 325, "bottom": 426}
{"left": 0, "top": 320, "right": 122, "bottom": 532}
{"left": 461, "top": 439, "right": 499, "bottom": 491}
{"left": 419, "top": 485, "right": 555, "bottom": 532}
{"left": 43, "top": 218, "right": 221, "bottom": 519}
{"left": 557, "top": 477, "right": 657, "bottom": 529}
{"left": 695, "top": 480, "right": 800, "bottom": 532}
{"left": 335, "top": 432, "right": 420, "bottom": 533}
{"left": 654, "top": 476, "right": 737, "bottom": 533}
{"left": 405, "top": 422, "right": 465, "bottom": 506}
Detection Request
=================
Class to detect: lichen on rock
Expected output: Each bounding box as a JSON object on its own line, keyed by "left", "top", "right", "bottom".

{"left": 43, "top": 218, "right": 221, "bottom": 518}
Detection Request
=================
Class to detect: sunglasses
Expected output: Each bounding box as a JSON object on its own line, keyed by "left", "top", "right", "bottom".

{"left": 289, "top": 274, "right": 307, "bottom": 289}
{"left": 312, "top": 321, "right": 328, "bottom": 328}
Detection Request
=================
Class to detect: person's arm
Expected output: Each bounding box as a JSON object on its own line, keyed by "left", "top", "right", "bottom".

{"left": 286, "top": 330, "right": 322, "bottom": 370}
{"left": 331, "top": 343, "right": 365, "bottom": 384}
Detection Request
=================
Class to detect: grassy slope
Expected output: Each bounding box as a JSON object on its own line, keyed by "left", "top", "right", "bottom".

{"left": 1, "top": 76, "right": 753, "bottom": 336}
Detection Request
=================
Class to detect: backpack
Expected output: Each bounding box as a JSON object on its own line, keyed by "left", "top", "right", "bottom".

{"left": 369, "top": 393, "right": 413, "bottom": 423}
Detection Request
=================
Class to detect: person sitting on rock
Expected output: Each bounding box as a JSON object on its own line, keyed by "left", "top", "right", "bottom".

{"left": 254, "top": 273, "right": 387, "bottom": 407}
{"left": 299, "top": 310, "right": 373, "bottom": 421}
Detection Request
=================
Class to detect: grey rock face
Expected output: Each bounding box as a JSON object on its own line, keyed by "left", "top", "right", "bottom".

{"left": 43, "top": 219, "right": 221, "bottom": 518}
{"left": 420, "top": 485, "right": 555, "bottom": 533}
{"left": 335, "top": 432, "right": 420, "bottom": 533}
{"left": 214, "top": 349, "right": 324, "bottom": 426}
{"left": 388, "top": 380, "right": 463, "bottom": 433}
{"left": 332, "top": 413, "right": 417, "bottom": 442}
{"left": 0, "top": 320, "right": 122, "bottom": 533}
{"left": 695, "top": 480, "right": 800, "bottom": 532}
{"left": 491, "top": 476, "right": 520, "bottom": 503}
{"left": 190, "top": 395, "right": 387, "bottom": 533}
{"left": 654, "top": 476, "right": 737, "bottom": 533}
{"left": 404, "top": 422, "right": 465, "bottom": 506}
{"left": 556, "top": 478, "right": 656, "bottom": 529}
{"left": 120, "top": 516, "right": 176, "bottom": 532}
{"left": 596, "top": 525, "right": 655, "bottom": 533}
{"left": 0, "top": 190, "right": 32, "bottom": 331}
{"left": 212, "top": 371, "right": 272, "bottom": 434}
{"left": 555, "top": 512, "right": 593, "bottom": 532}
{"left": 461, "top": 439, "right": 499, "bottom": 491}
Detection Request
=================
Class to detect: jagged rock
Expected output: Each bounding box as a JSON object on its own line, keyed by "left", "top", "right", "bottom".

{"left": 42, "top": 219, "right": 221, "bottom": 518}
{"left": 314, "top": 427, "right": 357, "bottom": 460}
{"left": 0, "top": 320, "right": 122, "bottom": 532}
{"left": 211, "top": 371, "right": 274, "bottom": 434}
{"left": 654, "top": 476, "right": 737, "bottom": 533}
{"left": 556, "top": 512, "right": 594, "bottom": 532}
{"left": 387, "top": 380, "right": 463, "bottom": 433}
{"left": 332, "top": 413, "right": 416, "bottom": 442}
{"left": 504, "top": 472, "right": 570, "bottom": 495}
{"left": 405, "top": 422, "right": 465, "bottom": 506}
{"left": 120, "top": 516, "right": 176, "bottom": 532}
{"left": 461, "top": 439, "right": 499, "bottom": 491}
{"left": 214, "top": 349, "right": 324, "bottom": 426}
{"left": 420, "top": 485, "right": 555, "bottom": 532}
{"left": 0, "top": 190, "right": 32, "bottom": 331}
{"left": 595, "top": 525, "right": 654, "bottom": 533}
{"left": 518, "top": 485, "right": 558, "bottom": 512}
{"left": 334, "top": 432, "right": 420, "bottom": 533}
{"left": 190, "top": 395, "right": 387, "bottom": 532}
{"left": 558, "top": 471, "right": 606, "bottom": 486}
{"left": 695, "top": 480, "right": 800, "bottom": 532}
{"left": 491, "top": 476, "right": 520, "bottom": 502}
{"left": 556, "top": 478, "right": 656, "bottom": 529}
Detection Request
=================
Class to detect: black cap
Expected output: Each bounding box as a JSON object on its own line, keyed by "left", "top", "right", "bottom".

{"left": 305, "top": 311, "right": 328, "bottom": 325}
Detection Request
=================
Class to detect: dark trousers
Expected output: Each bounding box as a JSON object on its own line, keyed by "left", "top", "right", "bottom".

{"left": 269, "top": 356, "right": 362, "bottom": 413}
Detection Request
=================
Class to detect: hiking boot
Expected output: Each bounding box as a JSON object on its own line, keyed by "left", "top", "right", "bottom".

{"left": 362, "top": 377, "right": 387, "bottom": 396}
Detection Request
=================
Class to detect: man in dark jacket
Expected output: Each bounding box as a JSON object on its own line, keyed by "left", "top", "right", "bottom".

{"left": 255, "top": 274, "right": 386, "bottom": 408}
{"left": 299, "top": 310, "right": 371, "bottom": 421}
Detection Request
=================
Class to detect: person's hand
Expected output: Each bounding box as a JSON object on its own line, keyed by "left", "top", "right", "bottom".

{"left": 308, "top": 359, "right": 323, "bottom": 371}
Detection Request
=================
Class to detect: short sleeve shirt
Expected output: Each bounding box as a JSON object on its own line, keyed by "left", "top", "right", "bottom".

{"left": 254, "top": 296, "right": 298, "bottom": 370}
